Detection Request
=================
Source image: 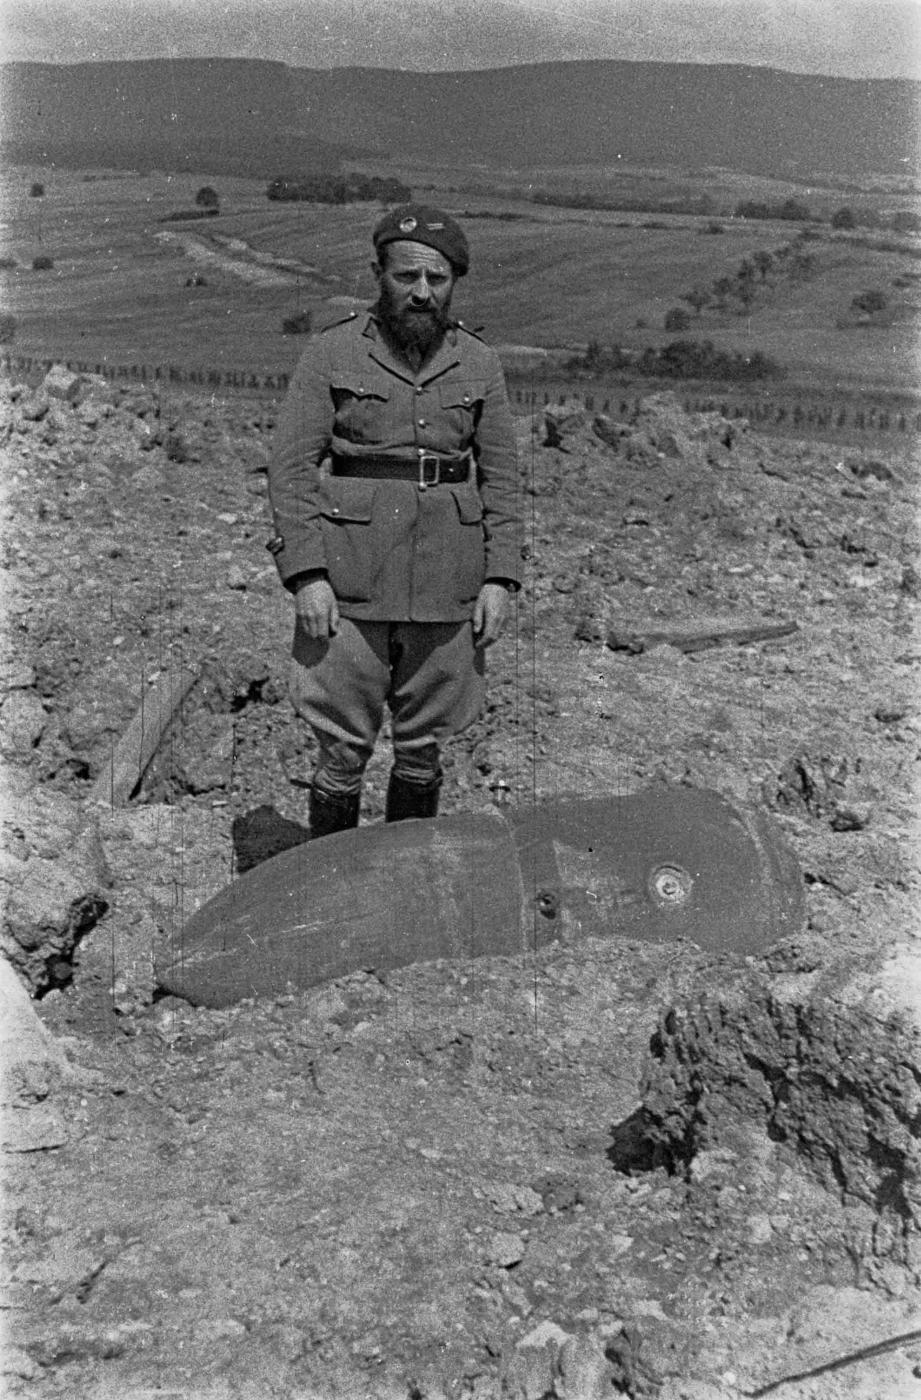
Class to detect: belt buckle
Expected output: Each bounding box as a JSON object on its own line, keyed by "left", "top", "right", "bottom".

{"left": 418, "top": 451, "right": 440, "bottom": 489}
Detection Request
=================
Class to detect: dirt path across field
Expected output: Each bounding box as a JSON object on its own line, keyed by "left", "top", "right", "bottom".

{"left": 153, "top": 230, "right": 318, "bottom": 289}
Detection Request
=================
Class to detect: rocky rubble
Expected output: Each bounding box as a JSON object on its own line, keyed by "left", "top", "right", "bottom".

{"left": 1, "top": 366, "right": 920, "bottom": 1398}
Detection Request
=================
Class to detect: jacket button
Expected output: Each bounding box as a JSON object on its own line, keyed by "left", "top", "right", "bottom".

{"left": 463, "top": 394, "right": 471, "bottom": 404}
{"left": 331, "top": 506, "right": 340, "bottom": 515}
{"left": 418, "top": 418, "right": 426, "bottom": 427}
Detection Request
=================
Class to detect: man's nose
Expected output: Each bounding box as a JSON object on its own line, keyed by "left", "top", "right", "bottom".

{"left": 410, "top": 275, "right": 433, "bottom": 303}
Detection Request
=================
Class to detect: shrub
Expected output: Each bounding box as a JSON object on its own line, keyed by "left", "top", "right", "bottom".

{"left": 702, "top": 221, "right": 724, "bottom": 235}
{"left": 0, "top": 313, "right": 16, "bottom": 343}
{"left": 831, "top": 206, "right": 856, "bottom": 229}
{"left": 892, "top": 210, "right": 921, "bottom": 234}
{"left": 778, "top": 198, "right": 811, "bottom": 222}
{"left": 664, "top": 306, "right": 691, "bottom": 331}
{"left": 29, "top": 182, "right": 45, "bottom": 198}
{"left": 851, "top": 288, "right": 888, "bottom": 315}
{"left": 32, "top": 255, "right": 54, "bottom": 271}
{"left": 195, "top": 185, "right": 220, "bottom": 209}
{"left": 0, "top": 256, "right": 18, "bottom": 270}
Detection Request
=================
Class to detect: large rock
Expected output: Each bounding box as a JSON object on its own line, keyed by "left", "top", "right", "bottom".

{"left": 1, "top": 785, "right": 110, "bottom": 992}
{"left": 0, "top": 957, "right": 73, "bottom": 1151}
{"left": 42, "top": 364, "right": 85, "bottom": 402}
{"left": 0, "top": 689, "right": 47, "bottom": 754}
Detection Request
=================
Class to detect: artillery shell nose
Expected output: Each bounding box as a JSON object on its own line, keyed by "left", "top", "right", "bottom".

{"left": 648, "top": 865, "right": 693, "bottom": 907}
{"left": 536, "top": 890, "right": 559, "bottom": 919}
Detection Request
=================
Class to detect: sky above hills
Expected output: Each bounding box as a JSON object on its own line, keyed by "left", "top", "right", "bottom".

{"left": 2, "top": 0, "right": 920, "bottom": 79}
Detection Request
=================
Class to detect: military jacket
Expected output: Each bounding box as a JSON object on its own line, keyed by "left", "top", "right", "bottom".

{"left": 267, "top": 309, "right": 523, "bottom": 622}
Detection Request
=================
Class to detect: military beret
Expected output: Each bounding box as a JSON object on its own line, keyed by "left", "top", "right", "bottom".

{"left": 372, "top": 204, "right": 469, "bottom": 277}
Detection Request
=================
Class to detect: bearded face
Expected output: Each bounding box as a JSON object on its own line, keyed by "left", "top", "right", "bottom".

{"left": 373, "top": 240, "right": 456, "bottom": 365}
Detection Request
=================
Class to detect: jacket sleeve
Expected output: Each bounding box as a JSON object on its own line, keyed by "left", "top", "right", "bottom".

{"left": 476, "top": 350, "right": 524, "bottom": 587}
{"left": 267, "top": 339, "right": 334, "bottom": 587}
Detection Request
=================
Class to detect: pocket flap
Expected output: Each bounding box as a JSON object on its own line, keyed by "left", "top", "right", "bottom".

{"left": 320, "top": 477, "right": 376, "bottom": 522}
{"left": 438, "top": 380, "right": 486, "bottom": 410}
{"left": 449, "top": 484, "right": 484, "bottom": 524}
{"left": 331, "top": 375, "right": 390, "bottom": 402}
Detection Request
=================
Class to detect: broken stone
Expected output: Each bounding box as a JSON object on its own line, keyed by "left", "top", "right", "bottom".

{"left": 18, "top": 390, "right": 49, "bottom": 423}
{"left": 829, "top": 801, "right": 873, "bottom": 832}
{"left": 485, "top": 1182, "right": 545, "bottom": 1217}
{"left": 557, "top": 1332, "right": 617, "bottom": 1400}
{"left": 42, "top": 364, "right": 85, "bottom": 402}
{"left": 485, "top": 1229, "right": 526, "bottom": 1268}
{"left": 0, "top": 957, "right": 73, "bottom": 1150}
{"left": 2, "top": 794, "right": 110, "bottom": 992}
{"left": 2, "top": 662, "right": 36, "bottom": 691}
{"left": 0, "top": 689, "right": 47, "bottom": 753}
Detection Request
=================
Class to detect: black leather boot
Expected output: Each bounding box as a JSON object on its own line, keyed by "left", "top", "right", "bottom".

{"left": 384, "top": 771, "right": 441, "bottom": 823}
{"left": 308, "top": 783, "right": 361, "bottom": 839}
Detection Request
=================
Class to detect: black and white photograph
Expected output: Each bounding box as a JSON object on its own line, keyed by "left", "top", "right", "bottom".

{"left": 1, "top": 2, "right": 920, "bottom": 1396}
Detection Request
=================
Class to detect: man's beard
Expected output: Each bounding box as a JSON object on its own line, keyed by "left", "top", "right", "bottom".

{"left": 377, "top": 287, "right": 451, "bottom": 365}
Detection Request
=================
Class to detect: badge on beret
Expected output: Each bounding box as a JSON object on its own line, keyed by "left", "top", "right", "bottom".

{"left": 399, "top": 216, "right": 417, "bottom": 233}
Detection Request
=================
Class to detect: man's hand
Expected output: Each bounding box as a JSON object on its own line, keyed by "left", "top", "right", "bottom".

{"left": 294, "top": 575, "right": 340, "bottom": 641}
{"left": 473, "top": 581, "right": 512, "bottom": 649}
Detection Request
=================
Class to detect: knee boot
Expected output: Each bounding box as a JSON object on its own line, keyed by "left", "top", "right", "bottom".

{"left": 384, "top": 771, "right": 441, "bottom": 823}
{"left": 308, "top": 783, "right": 361, "bottom": 839}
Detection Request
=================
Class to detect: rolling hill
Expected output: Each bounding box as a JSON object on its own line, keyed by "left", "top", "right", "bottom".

{"left": 0, "top": 56, "right": 918, "bottom": 179}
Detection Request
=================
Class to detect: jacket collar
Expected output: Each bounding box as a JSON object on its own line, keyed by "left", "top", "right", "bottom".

{"left": 362, "top": 306, "right": 461, "bottom": 386}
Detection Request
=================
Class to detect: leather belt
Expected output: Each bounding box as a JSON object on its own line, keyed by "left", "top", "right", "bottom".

{"left": 331, "top": 449, "right": 472, "bottom": 488}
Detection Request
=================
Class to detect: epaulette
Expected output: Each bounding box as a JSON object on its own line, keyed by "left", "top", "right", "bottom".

{"left": 453, "top": 318, "right": 488, "bottom": 342}
{"left": 318, "top": 309, "right": 362, "bottom": 333}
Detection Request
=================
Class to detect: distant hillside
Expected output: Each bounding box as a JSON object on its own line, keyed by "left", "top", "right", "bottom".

{"left": 0, "top": 59, "right": 351, "bottom": 175}
{"left": 290, "top": 61, "right": 921, "bottom": 178}
{"left": 1, "top": 57, "right": 918, "bottom": 179}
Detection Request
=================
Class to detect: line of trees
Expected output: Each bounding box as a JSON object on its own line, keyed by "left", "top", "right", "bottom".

{"left": 528, "top": 189, "right": 716, "bottom": 217}
{"left": 568, "top": 339, "right": 783, "bottom": 383}
{"left": 734, "top": 198, "right": 812, "bottom": 222}
{"left": 664, "top": 232, "right": 818, "bottom": 329}
{"left": 267, "top": 172, "right": 411, "bottom": 204}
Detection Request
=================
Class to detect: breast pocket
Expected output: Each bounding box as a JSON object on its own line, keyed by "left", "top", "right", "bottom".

{"left": 438, "top": 379, "right": 486, "bottom": 446}
{"left": 331, "top": 375, "right": 391, "bottom": 445}
{"left": 319, "top": 477, "right": 377, "bottom": 602}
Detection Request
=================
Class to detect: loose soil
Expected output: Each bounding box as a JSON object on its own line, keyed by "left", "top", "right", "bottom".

{"left": 1, "top": 371, "right": 920, "bottom": 1399}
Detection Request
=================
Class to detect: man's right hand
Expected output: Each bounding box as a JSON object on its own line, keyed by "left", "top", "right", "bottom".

{"left": 293, "top": 575, "right": 340, "bottom": 641}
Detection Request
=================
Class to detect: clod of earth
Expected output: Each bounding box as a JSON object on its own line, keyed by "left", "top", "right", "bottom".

{"left": 157, "top": 785, "right": 804, "bottom": 1007}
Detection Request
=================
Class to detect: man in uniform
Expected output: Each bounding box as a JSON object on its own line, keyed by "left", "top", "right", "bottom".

{"left": 266, "top": 204, "right": 523, "bottom": 837}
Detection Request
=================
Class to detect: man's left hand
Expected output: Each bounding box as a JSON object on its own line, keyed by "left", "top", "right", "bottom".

{"left": 473, "top": 582, "right": 512, "bottom": 649}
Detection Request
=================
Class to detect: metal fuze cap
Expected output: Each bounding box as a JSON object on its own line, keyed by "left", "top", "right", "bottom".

{"left": 372, "top": 203, "right": 470, "bottom": 276}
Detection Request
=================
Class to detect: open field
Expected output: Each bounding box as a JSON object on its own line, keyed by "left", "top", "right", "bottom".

{"left": 1, "top": 163, "right": 920, "bottom": 414}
